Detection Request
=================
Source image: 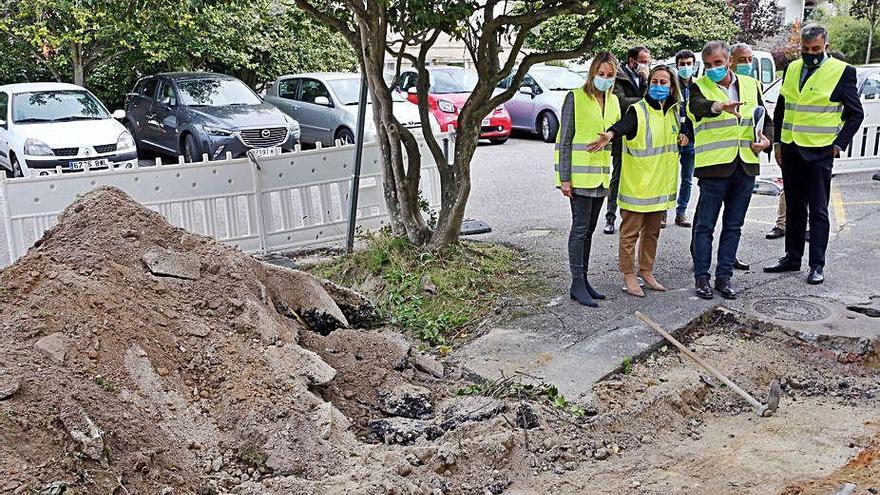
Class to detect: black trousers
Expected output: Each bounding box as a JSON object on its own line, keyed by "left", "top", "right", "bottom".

{"left": 606, "top": 153, "right": 622, "bottom": 222}
{"left": 781, "top": 145, "right": 833, "bottom": 268}
{"left": 569, "top": 195, "right": 605, "bottom": 277}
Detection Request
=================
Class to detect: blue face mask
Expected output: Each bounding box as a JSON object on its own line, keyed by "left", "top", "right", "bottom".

{"left": 648, "top": 84, "right": 670, "bottom": 101}
{"left": 593, "top": 75, "right": 614, "bottom": 92}
{"left": 735, "top": 63, "right": 753, "bottom": 76}
{"left": 677, "top": 66, "right": 695, "bottom": 80}
{"left": 706, "top": 65, "right": 728, "bottom": 83}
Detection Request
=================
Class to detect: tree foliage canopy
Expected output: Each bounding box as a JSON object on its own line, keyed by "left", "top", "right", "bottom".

{"left": 526, "top": 0, "right": 737, "bottom": 60}
{"left": 0, "top": 0, "right": 357, "bottom": 106}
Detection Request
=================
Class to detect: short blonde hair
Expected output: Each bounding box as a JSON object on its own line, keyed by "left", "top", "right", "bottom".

{"left": 583, "top": 51, "right": 619, "bottom": 96}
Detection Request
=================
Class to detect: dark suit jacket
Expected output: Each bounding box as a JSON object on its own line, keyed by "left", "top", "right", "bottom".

{"left": 688, "top": 76, "right": 774, "bottom": 178}
{"left": 772, "top": 63, "right": 864, "bottom": 168}
{"left": 611, "top": 66, "right": 646, "bottom": 158}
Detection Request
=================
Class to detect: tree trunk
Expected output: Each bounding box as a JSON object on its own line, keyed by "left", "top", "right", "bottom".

{"left": 359, "top": 18, "right": 431, "bottom": 245}
{"left": 869, "top": 9, "right": 877, "bottom": 65}
{"left": 71, "top": 44, "right": 85, "bottom": 86}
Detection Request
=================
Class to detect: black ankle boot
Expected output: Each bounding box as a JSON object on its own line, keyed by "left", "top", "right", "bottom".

{"left": 570, "top": 277, "right": 598, "bottom": 307}
{"left": 584, "top": 276, "right": 606, "bottom": 300}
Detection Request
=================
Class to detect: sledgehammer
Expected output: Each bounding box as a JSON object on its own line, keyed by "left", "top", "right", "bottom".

{"left": 635, "top": 311, "right": 781, "bottom": 417}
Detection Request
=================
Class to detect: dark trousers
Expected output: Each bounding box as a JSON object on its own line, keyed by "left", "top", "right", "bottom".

{"left": 606, "top": 153, "right": 622, "bottom": 222}
{"left": 781, "top": 146, "right": 833, "bottom": 268}
{"left": 691, "top": 166, "right": 755, "bottom": 280}
{"left": 676, "top": 145, "right": 696, "bottom": 216}
{"left": 569, "top": 195, "right": 605, "bottom": 277}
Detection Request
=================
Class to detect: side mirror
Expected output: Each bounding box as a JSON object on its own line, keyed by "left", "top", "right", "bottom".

{"left": 519, "top": 86, "right": 534, "bottom": 96}
{"left": 865, "top": 92, "right": 877, "bottom": 100}
{"left": 0, "top": 119, "right": 6, "bottom": 129}
{"left": 111, "top": 109, "right": 126, "bottom": 120}
{"left": 314, "top": 95, "right": 331, "bottom": 106}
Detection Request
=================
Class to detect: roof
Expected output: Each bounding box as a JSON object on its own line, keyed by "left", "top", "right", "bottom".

{"left": 155, "top": 72, "right": 237, "bottom": 81}
{"left": 277, "top": 72, "right": 360, "bottom": 81}
{"left": 0, "top": 82, "right": 87, "bottom": 93}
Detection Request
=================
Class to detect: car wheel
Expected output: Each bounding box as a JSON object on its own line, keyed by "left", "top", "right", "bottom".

{"left": 335, "top": 128, "right": 355, "bottom": 145}
{"left": 183, "top": 134, "right": 201, "bottom": 163}
{"left": 6, "top": 155, "right": 22, "bottom": 179}
{"left": 489, "top": 137, "right": 509, "bottom": 145}
{"left": 539, "top": 112, "right": 559, "bottom": 143}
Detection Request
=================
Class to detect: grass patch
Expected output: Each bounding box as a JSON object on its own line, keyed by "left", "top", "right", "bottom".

{"left": 310, "top": 231, "right": 541, "bottom": 349}
{"left": 456, "top": 377, "right": 587, "bottom": 419}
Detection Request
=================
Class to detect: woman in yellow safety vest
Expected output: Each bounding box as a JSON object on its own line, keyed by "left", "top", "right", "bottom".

{"left": 587, "top": 65, "right": 691, "bottom": 297}
{"left": 555, "top": 52, "right": 622, "bottom": 307}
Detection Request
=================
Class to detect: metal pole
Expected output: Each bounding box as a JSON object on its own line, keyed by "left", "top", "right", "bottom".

{"left": 346, "top": 70, "right": 369, "bottom": 254}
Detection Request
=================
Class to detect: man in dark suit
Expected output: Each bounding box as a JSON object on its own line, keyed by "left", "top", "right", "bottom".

{"left": 763, "top": 24, "right": 864, "bottom": 284}
{"left": 604, "top": 45, "right": 649, "bottom": 235}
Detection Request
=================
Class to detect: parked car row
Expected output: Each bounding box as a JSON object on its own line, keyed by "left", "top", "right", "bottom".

{"left": 0, "top": 64, "right": 583, "bottom": 178}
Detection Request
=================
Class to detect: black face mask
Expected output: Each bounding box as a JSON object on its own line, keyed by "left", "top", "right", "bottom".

{"left": 802, "top": 51, "right": 825, "bottom": 68}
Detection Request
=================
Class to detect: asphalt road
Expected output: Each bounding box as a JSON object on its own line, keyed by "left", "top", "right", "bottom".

{"left": 458, "top": 133, "right": 880, "bottom": 399}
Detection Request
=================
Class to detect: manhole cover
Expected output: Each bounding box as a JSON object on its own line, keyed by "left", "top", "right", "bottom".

{"left": 751, "top": 297, "right": 834, "bottom": 322}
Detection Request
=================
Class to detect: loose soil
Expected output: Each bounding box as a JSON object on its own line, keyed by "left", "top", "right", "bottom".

{"left": 1, "top": 187, "right": 878, "bottom": 495}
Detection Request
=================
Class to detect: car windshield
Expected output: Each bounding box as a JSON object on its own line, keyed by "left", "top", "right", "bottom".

{"left": 328, "top": 77, "right": 407, "bottom": 105}
{"left": 177, "top": 78, "right": 261, "bottom": 106}
{"left": 533, "top": 68, "right": 585, "bottom": 90}
{"left": 11, "top": 90, "right": 109, "bottom": 123}
{"left": 428, "top": 68, "right": 477, "bottom": 94}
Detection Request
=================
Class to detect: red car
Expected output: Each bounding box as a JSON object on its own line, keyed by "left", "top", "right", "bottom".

{"left": 395, "top": 66, "right": 512, "bottom": 144}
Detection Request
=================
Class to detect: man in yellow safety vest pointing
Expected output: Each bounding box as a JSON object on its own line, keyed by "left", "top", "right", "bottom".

{"left": 687, "top": 41, "right": 773, "bottom": 301}
{"left": 763, "top": 24, "right": 863, "bottom": 284}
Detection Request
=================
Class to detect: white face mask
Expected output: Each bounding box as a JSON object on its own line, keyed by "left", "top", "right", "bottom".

{"left": 637, "top": 63, "right": 649, "bottom": 73}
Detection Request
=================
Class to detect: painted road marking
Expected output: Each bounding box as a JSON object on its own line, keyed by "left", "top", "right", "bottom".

{"left": 830, "top": 183, "right": 848, "bottom": 233}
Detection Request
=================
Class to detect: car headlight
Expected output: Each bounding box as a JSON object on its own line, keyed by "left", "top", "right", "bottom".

{"left": 203, "top": 126, "right": 234, "bottom": 137}
{"left": 438, "top": 100, "right": 456, "bottom": 113}
{"left": 24, "top": 138, "right": 54, "bottom": 156}
{"left": 117, "top": 131, "right": 135, "bottom": 150}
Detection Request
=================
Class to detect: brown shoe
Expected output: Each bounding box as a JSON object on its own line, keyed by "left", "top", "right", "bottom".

{"left": 675, "top": 215, "right": 692, "bottom": 228}
{"left": 623, "top": 274, "right": 645, "bottom": 297}
{"left": 640, "top": 271, "right": 668, "bottom": 291}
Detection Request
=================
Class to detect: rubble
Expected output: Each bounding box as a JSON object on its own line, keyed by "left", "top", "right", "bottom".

{"left": 142, "top": 248, "right": 201, "bottom": 280}
{"left": 0, "top": 375, "right": 21, "bottom": 400}
{"left": 0, "top": 187, "right": 541, "bottom": 494}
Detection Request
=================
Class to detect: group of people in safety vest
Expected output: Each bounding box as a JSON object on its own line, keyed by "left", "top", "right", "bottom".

{"left": 555, "top": 23, "right": 864, "bottom": 307}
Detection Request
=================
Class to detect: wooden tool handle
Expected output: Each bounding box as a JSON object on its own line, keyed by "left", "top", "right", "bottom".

{"left": 635, "top": 311, "right": 766, "bottom": 414}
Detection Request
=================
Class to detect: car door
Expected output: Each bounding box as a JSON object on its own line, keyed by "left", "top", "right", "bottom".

{"left": 296, "top": 78, "right": 335, "bottom": 145}
{"left": 147, "top": 80, "right": 181, "bottom": 153}
{"left": 0, "top": 91, "right": 9, "bottom": 170}
{"left": 269, "top": 78, "right": 302, "bottom": 121}
{"left": 126, "top": 77, "right": 156, "bottom": 138}
{"left": 507, "top": 75, "right": 540, "bottom": 129}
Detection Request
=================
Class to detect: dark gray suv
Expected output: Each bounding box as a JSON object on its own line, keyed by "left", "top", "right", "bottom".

{"left": 124, "top": 72, "right": 300, "bottom": 162}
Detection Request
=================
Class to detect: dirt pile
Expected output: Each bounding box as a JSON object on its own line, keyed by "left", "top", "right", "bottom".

{"left": 0, "top": 187, "right": 542, "bottom": 495}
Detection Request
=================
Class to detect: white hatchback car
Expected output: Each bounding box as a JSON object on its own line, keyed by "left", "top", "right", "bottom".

{"left": 0, "top": 82, "right": 138, "bottom": 178}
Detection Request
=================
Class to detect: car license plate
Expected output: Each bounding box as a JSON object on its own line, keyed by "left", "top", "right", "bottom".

{"left": 70, "top": 159, "right": 109, "bottom": 169}
{"left": 249, "top": 147, "right": 279, "bottom": 158}
{"left": 482, "top": 118, "right": 491, "bottom": 126}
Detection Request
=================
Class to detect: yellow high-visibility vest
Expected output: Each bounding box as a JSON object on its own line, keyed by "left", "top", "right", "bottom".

{"left": 555, "top": 89, "right": 621, "bottom": 189}
{"left": 779, "top": 57, "right": 847, "bottom": 147}
{"left": 687, "top": 74, "right": 761, "bottom": 168}
{"left": 619, "top": 99, "right": 679, "bottom": 213}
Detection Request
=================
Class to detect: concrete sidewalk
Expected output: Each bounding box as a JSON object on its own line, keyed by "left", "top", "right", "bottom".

{"left": 457, "top": 138, "right": 880, "bottom": 400}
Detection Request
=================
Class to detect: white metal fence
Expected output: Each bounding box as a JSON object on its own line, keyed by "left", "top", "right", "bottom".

{"left": 0, "top": 135, "right": 447, "bottom": 267}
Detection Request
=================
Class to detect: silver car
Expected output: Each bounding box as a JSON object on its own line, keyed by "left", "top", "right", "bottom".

{"left": 498, "top": 65, "right": 585, "bottom": 142}
{"left": 264, "top": 72, "right": 438, "bottom": 146}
